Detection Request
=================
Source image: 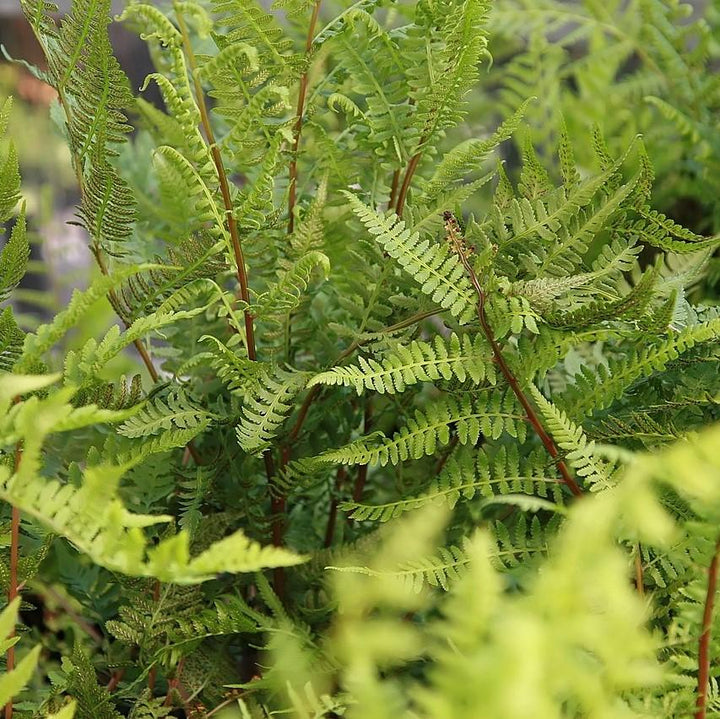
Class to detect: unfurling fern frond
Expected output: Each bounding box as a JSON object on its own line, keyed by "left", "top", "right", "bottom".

{"left": 310, "top": 333, "right": 495, "bottom": 395}
{"left": 345, "top": 193, "right": 476, "bottom": 322}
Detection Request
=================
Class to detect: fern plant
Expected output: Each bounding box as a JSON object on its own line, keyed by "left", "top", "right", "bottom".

{"left": 1, "top": 0, "right": 720, "bottom": 717}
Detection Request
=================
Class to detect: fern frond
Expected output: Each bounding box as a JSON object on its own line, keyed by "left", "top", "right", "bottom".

{"left": 211, "top": 0, "right": 299, "bottom": 71}
{"left": 322, "top": 390, "right": 525, "bottom": 467}
{"left": 0, "top": 98, "right": 21, "bottom": 222}
{"left": 166, "top": 595, "right": 262, "bottom": 648}
{"left": 309, "top": 333, "right": 495, "bottom": 395}
{"left": 22, "top": 0, "right": 138, "bottom": 253}
{"left": 0, "top": 212, "right": 28, "bottom": 305}
{"left": 328, "top": 543, "right": 469, "bottom": 592}
{"left": 63, "top": 301, "right": 211, "bottom": 386}
{"left": 236, "top": 367, "right": 310, "bottom": 455}
{"left": 200, "top": 335, "right": 265, "bottom": 394}
{"left": 112, "top": 234, "right": 225, "bottom": 323}
{"left": 421, "top": 99, "right": 532, "bottom": 204}
{"left": 530, "top": 176, "right": 641, "bottom": 278}
{"left": 254, "top": 251, "right": 330, "bottom": 318}
{"left": 16, "top": 265, "right": 147, "bottom": 372}
{"left": 0, "top": 460, "right": 303, "bottom": 583}
{"left": 405, "top": 0, "right": 491, "bottom": 154}
{"left": 545, "top": 259, "right": 659, "bottom": 329}
{"left": 0, "top": 598, "right": 42, "bottom": 709}
{"left": 61, "top": 646, "right": 121, "bottom": 719}
{"left": 562, "top": 316, "right": 720, "bottom": 419}
{"left": 72, "top": 374, "right": 143, "bottom": 411}
{"left": 629, "top": 207, "right": 720, "bottom": 254}
{"left": 0, "top": 307, "right": 24, "bottom": 373}
{"left": 530, "top": 386, "right": 618, "bottom": 492}
{"left": 345, "top": 194, "right": 476, "bottom": 322}
{"left": 341, "top": 445, "right": 562, "bottom": 521}
{"left": 117, "top": 391, "right": 212, "bottom": 439}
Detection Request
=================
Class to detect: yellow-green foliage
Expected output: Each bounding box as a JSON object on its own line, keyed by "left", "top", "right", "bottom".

{"left": 1, "top": 0, "right": 720, "bottom": 716}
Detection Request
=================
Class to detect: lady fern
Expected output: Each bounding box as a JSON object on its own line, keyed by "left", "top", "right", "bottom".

{"left": 1, "top": 0, "right": 720, "bottom": 716}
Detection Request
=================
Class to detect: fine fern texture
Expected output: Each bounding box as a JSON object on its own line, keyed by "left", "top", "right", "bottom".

{"left": 1, "top": 0, "right": 720, "bottom": 716}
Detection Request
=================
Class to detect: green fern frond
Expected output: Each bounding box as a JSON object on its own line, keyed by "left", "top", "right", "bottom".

{"left": 0, "top": 307, "right": 24, "bottom": 373}
{"left": 0, "top": 98, "right": 21, "bottom": 222}
{"left": 322, "top": 390, "right": 525, "bottom": 467}
{"left": 107, "top": 422, "right": 209, "bottom": 467}
{"left": 234, "top": 133, "right": 284, "bottom": 230}
{"left": 530, "top": 386, "right": 618, "bottom": 492}
{"left": 200, "top": 335, "right": 265, "bottom": 394}
{"left": 117, "top": 391, "right": 212, "bottom": 439}
{"left": 341, "top": 444, "right": 562, "bottom": 521}
{"left": 489, "top": 512, "right": 560, "bottom": 570}
{"left": 63, "top": 301, "right": 211, "bottom": 386}
{"left": 167, "top": 595, "right": 261, "bottom": 649}
{"left": 254, "top": 251, "right": 330, "bottom": 318}
{"left": 329, "top": 543, "right": 469, "bottom": 592}
{"left": 545, "top": 258, "right": 660, "bottom": 329}
{"left": 154, "top": 146, "right": 224, "bottom": 229}
{"left": 72, "top": 374, "right": 143, "bottom": 411}
{"left": 345, "top": 193, "right": 476, "bottom": 322}
{"left": 211, "top": 0, "right": 299, "bottom": 71}
{"left": 112, "top": 234, "right": 225, "bottom": 323}
{"left": 0, "top": 226, "right": 25, "bottom": 294}
{"left": 61, "top": 646, "right": 121, "bottom": 719}
{"left": 629, "top": 207, "right": 720, "bottom": 254}
{"left": 16, "top": 265, "right": 148, "bottom": 372}
{"left": 0, "top": 598, "right": 42, "bottom": 709}
{"left": 21, "top": 0, "right": 138, "bottom": 253}
{"left": 236, "top": 367, "right": 310, "bottom": 455}
{"left": 405, "top": 0, "right": 491, "bottom": 154}
{"left": 530, "top": 176, "right": 641, "bottom": 279}
{"left": 562, "top": 316, "right": 720, "bottom": 419}
{"left": 421, "top": 99, "right": 532, "bottom": 204}
{"left": 128, "top": 693, "right": 172, "bottom": 719}
{"left": 493, "top": 143, "right": 632, "bottom": 270}
{"left": 310, "top": 333, "right": 495, "bottom": 395}
{"left": 0, "top": 459, "right": 303, "bottom": 582}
